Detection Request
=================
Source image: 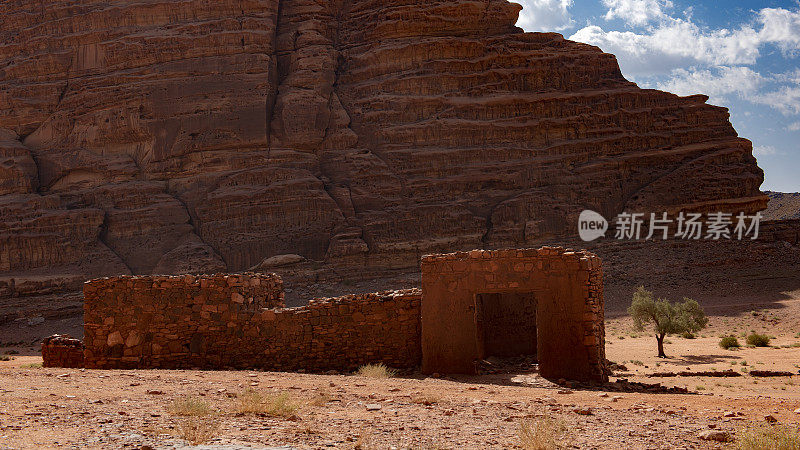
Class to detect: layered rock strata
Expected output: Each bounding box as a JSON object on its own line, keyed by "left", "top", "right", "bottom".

{"left": 0, "top": 0, "right": 766, "bottom": 312}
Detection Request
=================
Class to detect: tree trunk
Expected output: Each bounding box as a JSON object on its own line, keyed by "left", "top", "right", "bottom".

{"left": 657, "top": 334, "right": 666, "bottom": 358}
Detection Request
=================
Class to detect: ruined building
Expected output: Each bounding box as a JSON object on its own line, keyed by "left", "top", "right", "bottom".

{"left": 49, "top": 247, "right": 606, "bottom": 382}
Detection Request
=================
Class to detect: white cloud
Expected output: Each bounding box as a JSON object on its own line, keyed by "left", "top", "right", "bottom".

{"left": 752, "top": 85, "right": 800, "bottom": 116}
{"left": 516, "top": 0, "right": 574, "bottom": 32}
{"left": 788, "top": 122, "right": 800, "bottom": 131}
{"left": 656, "top": 66, "right": 766, "bottom": 105}
{"left": 753, "top": 145, "right": 779, "bottom": 156}
{"left": 602, "top": 0, "right": 672, "bottom": 26}
{"left": 570, "top": 20, "right": 761, "bottom": 76}
{"left": 654, "top": 66, "right": 800, "bottom": 116}
{"left": 569, "top": 7, "right": 800, "bottom": 78}
{"left": 758, "top": 8, "right": 800, "bottom": 55}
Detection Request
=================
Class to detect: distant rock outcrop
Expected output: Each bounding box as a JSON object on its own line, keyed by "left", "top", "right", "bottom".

{"left": 0, "top": 0, "right": 766, "bottom": 310}
{"left": 763, "top": 192, "right": 800, "bottom": 220}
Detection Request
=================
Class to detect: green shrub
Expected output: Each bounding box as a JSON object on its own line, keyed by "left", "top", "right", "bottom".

{"left": 746, "top": 333, "right": 771, "bottom": 347}
{"left": 720, "top": 336, "right": 741, "bottom": 349}
{"left": 682, "top": 331, "right": 696, "bottom": 339}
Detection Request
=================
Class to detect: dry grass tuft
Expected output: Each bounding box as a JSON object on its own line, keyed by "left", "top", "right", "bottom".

{"left": 518, "top": 416, "right": 570, "bottom": 450}
{"left": 237, "top": 390, "right": 299, "bottom": 418}
{"left": 354, "top": 431, "right": 374, "bottom": 450}
{"left": 412, "top": 394, "right": 440, "bottom": 406}
{"left": 309, "top": 390, "right": 332, "bottom": 407}
{"left": 176, "top": 417, "right": 220, "bottom": 445}
{"left": 737, "top": 425, "right": 800, "bottom": 450}
{"left": 168, "top": 397, "right": 214, "bottom": 417}
{"left": 357, "top": 363, "right": 397, "bottom": 378}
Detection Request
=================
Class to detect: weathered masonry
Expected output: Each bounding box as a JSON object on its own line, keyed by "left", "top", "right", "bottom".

{"left": 420, "top": 248, "right": 606, "bottom": 382}
{"left": 73, "top": 247, "right": 606, "bottom": 382}
{"left": 83, "top": 273, "right": 421, "bottom": 371}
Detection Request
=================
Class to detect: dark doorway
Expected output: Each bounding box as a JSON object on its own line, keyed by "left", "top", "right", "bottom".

{"left": 475, "top": 292, "right": 537, "bottom": 359}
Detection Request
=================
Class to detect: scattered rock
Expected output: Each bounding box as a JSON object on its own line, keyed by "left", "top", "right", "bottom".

{"left": 698, "top": 430, "right": 732, "bottom": 442}
{"left": 365, "top": 404, "right": 382, "bottom": 411}
{"left": 765, "top": 415, "right": 778, "bottom": 423}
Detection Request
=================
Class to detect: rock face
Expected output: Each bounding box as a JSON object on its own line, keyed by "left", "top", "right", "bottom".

{"left": 0, "top": 0, "right": 766, "bottom": 311}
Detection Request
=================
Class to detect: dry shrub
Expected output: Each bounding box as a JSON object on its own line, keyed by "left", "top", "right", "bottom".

{"left": 412, "top": 394, "right": 440, "bottom": 406}
{"left": 737, "top": 425, "right": 800, "bottom": 450}
{"left": 237, "top": 390, "right": 299, "bottom": 418}
{"left": 176, "top": 417, "right": 220, "bottom": 445}
{"left": 354, "top": 432, "right": 374, "bottom": 450}
{"left": 357, "top": 363, "right": 397, "bottom": 378}
{"left": 746, "top": 333, "right": 771, "bottom": 347}
{"left": 720, "top": 336, "right": 741, "bottom": 350}
{"left": 168, "top": 397, "right": 214, "bottom": 417}
{"left": 519, "top": 417, "right": 570, "bottom": 450}
{"left": 309, "top": 390, "right": 332, "bottom": 407}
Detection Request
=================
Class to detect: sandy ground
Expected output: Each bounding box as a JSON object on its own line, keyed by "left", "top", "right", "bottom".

{"left": 2, "top": 331, "right": 800, "bottom": 448}
{"left": 2, "top": 286, "right": 799, "bottom": 449}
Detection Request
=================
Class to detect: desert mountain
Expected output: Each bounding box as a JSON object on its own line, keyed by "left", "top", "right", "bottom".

{"left": 0, "top": 0, "right": 767, "bottom": 314}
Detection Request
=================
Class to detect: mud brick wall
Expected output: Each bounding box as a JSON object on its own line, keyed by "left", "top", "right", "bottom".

{"left": 83, "top": 272, "right": 421, "bottom": 371}
{"left": 41, "top": 335, "right": 85, "bottom": 368}
{"left": 420, "top": 247, "right": 606, "bottom": 382}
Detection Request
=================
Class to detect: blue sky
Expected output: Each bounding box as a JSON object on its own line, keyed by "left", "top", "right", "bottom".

{"left": 515, "top": 0, "right": 800, "bottom": 192}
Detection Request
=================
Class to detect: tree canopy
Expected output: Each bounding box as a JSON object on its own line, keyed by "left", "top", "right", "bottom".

{"left": 628, "top": 286, "right": 708, "bottom": 357}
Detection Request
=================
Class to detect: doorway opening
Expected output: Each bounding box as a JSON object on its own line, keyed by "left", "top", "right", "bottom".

{"left": 475, "top": 292, "right": 537, "bottom": 372}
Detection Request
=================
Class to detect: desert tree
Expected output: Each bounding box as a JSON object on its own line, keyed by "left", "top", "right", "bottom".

{"left": 628, "top": 286, "right": 708, "bottom": 358}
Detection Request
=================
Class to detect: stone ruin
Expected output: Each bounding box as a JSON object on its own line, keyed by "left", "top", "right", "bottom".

{"left": 421, "top": 248, "right": 605, "bottom": 382}
{"left": 41, "top": 334, "right": 84, "bottom": 368}
{"left": 43, "top": 247, "right": 607, "bottom": 382}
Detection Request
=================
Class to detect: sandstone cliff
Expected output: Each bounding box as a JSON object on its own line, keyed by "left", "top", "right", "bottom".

{"left": 0, "top": 0, "right": 766, "bottom": 315}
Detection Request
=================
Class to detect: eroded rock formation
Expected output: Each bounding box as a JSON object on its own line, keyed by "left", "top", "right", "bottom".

{"left": 0, "top": 0, "right": 766, "bottom": 313}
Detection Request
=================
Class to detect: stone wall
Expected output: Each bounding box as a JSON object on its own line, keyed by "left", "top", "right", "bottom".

{"left": 420, "top": 247, "right": 606, "bottom": 382}
{"left": 41, "top": 335, "right": 85, "bottom": 368}
{"left": 83, "top": 272, "right": 421, "bottom": 371}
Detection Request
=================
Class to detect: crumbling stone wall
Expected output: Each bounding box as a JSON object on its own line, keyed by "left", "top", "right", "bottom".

{"left": 83, "top": 272, "right": 420, "bottom": 371}
{"left": 78, "top": 247, "right": 604, "bottom": 381}
{"left": 420, "top": 247, "right": 606, "bottom": 382}
{"left": 41, "top": 334, "right": 84, "bottom": 368}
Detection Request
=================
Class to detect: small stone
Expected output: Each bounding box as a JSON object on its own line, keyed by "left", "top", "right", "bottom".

{"left": 698, "top": 430, "right": 732, "bottom": 442}
{"left": 146, "top": 390, "right": 163, "bottom": 395}
{"left": 573, "top": 407, "right": 593, "bottom": 415}
{"left": 765, "top": 415, "right": 778, "bottom": 423}
{"left": 723, "top": 411, "right": 736, "bottom": 417}
{"left": 597, "top": 393, "right": 609, "bottom": 398}
{"left": 366, "top": 404, "right": 382, "bottom": 411}
{"left": 557, "top": 389, "right": 573, "bottom": 395}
